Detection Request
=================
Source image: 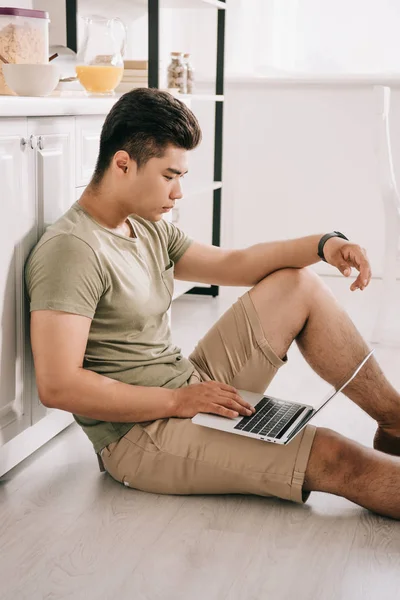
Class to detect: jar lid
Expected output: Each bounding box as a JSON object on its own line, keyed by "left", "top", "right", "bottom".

{"left": 171, "top": 52, "right": 183, "bottom": 56}
{"left": 0, "top": 7, "right": 49, "bottom": 19}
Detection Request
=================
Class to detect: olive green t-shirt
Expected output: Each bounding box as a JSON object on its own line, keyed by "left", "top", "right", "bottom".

{"left": 25, "top": 202, "right": 194, "bottom": 453}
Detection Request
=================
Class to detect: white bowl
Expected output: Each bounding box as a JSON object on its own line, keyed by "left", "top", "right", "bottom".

{"left": 2, "top": 64, "right": 60, "bottom": 97}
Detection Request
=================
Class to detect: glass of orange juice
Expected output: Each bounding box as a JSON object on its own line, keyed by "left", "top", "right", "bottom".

{"left": 76, "top": 16, "right": 126, "bottom": 96}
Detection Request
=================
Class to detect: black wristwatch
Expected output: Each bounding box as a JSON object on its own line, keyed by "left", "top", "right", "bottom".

{"left": 317, "top": 231, "right": 349, "bottom": 262}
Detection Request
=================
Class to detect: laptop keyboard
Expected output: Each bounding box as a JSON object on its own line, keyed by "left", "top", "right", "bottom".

{"left": 234, "top": 396, "right": 306, "bottom": 439}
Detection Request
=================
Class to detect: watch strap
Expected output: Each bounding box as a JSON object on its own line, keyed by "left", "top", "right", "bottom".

{"left": 317, "top": 231, "right": 349, "bottom": 262}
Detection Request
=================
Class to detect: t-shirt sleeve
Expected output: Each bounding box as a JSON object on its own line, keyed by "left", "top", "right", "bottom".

{"left": 25, "top": 234, "right": 106, "bottom": 319}
{"left": 163, "top": 220, "right": 194, "bottom": 263}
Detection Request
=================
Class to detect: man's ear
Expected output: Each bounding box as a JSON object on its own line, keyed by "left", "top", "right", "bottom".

{"left": 113, "top": 151, "right": 137, "bottom": 176}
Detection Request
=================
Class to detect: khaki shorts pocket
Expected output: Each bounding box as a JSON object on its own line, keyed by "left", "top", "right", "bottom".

{"left": 103, "top": 425, "right": 161, "bottom": 487}
{"left": 101, "top": 436, "right": 141, "bottom": 484}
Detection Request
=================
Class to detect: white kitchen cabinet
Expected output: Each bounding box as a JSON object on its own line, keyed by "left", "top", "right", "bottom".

{"left": 75, "top": 115, "right": 103, "bottom": 187}
{"left": 0, "top": 119, "right": 36, "bottom": 447}
{"left": 30, "top": 117, "right": 76, "bottom": 238}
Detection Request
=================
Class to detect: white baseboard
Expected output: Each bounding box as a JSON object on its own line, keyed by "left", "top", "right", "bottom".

{"left": 0, "top": 411, "right": 74, "bottom": 477}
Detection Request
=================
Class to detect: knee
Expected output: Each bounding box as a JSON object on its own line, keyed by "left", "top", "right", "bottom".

{"left": 304, "top": 427, "right": 365, "bottom": 492}
{"left": 255, "top": 267, "right": 321, "bottom": 299}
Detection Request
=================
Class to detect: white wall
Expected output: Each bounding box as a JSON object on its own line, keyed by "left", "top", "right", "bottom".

{"left": 294, "top": 0, "right": 400, "bottom": 74}
{"left": 221, "top": 83, "right": 399, "bottom": 279}
{"left": 225, "top": 0, "right": 400, "bottom": 76}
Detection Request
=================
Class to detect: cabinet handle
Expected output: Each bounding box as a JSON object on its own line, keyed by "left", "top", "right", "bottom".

{"left": 29, "top": 134, "right": 37, "bottom": 150}
{"left": 20, "top": 137, "right": 27, "bottom": 149}
{"left": 37, "top": 136, "right": 44, "bottom": 151}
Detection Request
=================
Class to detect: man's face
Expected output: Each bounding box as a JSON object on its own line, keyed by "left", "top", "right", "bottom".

{"left": 115, "top": 145, "right": 189, "bottom": 222}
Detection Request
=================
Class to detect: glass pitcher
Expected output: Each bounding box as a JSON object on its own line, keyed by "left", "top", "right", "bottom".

{"left": 76, "top": 15, "right": 126, "bottom": 96}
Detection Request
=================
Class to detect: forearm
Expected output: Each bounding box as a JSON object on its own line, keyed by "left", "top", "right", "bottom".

{"left": 43, "top": 368, "right": 176, "bottom": 422}
{"left": 229, "top": 234, "right": 324, "bottom": 286}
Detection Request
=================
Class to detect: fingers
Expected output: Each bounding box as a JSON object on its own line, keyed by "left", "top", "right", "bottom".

{"left": 349, "top": 257, "right": 372, "bottom": 291}
{"left": 205, "top": 381, "right": 256, "bottom": 417}
{"left": 217, "top": 382, "right": 242, "bottom": 394}
{"left": 338, "top": 262, "right": 351, "bottom": 277}
{"left": 343, "top": 247, "right": 372, "bottom": 291}
{"left": 210, "top": 403, "right": 246, "bottom": 419}
{"left": 218, "top": 391, "right": 255, "bottom": 416}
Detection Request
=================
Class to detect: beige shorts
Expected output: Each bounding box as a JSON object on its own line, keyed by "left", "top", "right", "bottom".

{"left": 101, "top": 292, "right": 317, "bottom": 504}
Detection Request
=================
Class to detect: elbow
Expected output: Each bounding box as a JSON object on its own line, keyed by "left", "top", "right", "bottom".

{"left": 37, "top": 381, "right": 66, "bottom": 409}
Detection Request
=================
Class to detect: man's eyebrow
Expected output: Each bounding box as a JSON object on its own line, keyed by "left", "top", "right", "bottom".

{"left": 165, "top": 167, "right": 189, "bottom": 176}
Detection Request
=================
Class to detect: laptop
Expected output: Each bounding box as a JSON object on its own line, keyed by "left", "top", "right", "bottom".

{"left": 192, "top": 349, "right": 375, "bottom": 445}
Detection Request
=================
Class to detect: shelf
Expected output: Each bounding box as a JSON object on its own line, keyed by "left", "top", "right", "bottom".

{"left": 164, "top": 0, "right": 226, "bottom": 8}
{"left": 137, "top": 0, "right": 226, "bottom": 8}
{"left": 79, "top": 0, "right": 226, "bottom": 14}
{"left": 184, "top": 181, "right": 222, "bottom": 199}
{"left": 177, "top": 94, "right": 224, "bottom": 102}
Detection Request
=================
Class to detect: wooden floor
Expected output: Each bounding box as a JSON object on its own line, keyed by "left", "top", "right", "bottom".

{"left": 2, "top": 276, "right": 400, "bottom": 600}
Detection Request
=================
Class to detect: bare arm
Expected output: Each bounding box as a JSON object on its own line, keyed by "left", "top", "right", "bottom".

{"left": 31, "top": 311, "right": 254, "bottom": 422}
{"left": 31, "top": 310, "right": 175, "bottom": 421}
{"left": 175, "top": 235, "right": 324, "bottom": 287}
{"left": 223, "top": 234, "right": 324, "bottom": 286}
{"left": 175, "top": 235, "right": 371, "bottom": 290}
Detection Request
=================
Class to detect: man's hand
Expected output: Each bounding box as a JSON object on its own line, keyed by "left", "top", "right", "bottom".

{"left": 323, "top": 237, "right": 372, "bottom": 291}
{"left": 172, "top": 381, "right": 256, "bottom": 419}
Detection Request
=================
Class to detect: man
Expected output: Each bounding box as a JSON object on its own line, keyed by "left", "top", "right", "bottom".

{"left": 26, "top": 88, "right": 400, "bottom": 520}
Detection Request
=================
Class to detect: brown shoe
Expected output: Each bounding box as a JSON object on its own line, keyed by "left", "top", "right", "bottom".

{"left": 373, "top": 427, "right": 400, "bottom": 456}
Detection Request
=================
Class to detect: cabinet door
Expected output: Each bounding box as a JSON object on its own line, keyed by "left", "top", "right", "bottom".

{"left": 75, "top": 115, "right": 104, "bottom": 187}
{"left": 30, "top": 117, "right": 76, "bottom": 239}
{"left": 29, "top": 117, "right": 76, "bottom": 424}
{"left": 0, "top": 119, "right": 37, "bottom": 445}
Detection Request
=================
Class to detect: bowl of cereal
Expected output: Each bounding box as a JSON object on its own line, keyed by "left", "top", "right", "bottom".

{"left": 2, "top": 63, "right": 60, "bottom": 96}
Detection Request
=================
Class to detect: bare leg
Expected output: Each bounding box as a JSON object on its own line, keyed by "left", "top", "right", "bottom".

{"left": 249, "top": 268, "right": 400, "bottom": 448}
{"left": 304, "top": 427, "right": 400, "bottom": 520}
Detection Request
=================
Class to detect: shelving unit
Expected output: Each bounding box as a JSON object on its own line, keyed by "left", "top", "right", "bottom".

{"left": 148, "top": 0, "right": 226, "bottom": 298}
{"left": 66, "top": 0, "right": 226, "bottom": 298}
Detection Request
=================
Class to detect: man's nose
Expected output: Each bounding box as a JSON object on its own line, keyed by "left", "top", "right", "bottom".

{"left": 171, "top": 179, "right": 183, "bottom": 200}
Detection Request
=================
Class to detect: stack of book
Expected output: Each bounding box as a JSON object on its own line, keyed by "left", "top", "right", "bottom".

{"left": 116, "top": 60, "right": 148, "bottom": 93}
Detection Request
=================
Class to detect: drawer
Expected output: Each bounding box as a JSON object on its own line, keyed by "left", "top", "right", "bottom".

{"left": 75, "top": 115, "right": 104, "bottom": 187}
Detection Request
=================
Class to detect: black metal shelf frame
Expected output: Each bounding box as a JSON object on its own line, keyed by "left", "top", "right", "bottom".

{"left": 66, "top": 0, "right": 226, "bottom": 298}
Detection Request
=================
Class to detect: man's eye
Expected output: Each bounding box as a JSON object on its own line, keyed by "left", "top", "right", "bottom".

{"left": 164, "top": 176, "right": 173, "bottom": 181}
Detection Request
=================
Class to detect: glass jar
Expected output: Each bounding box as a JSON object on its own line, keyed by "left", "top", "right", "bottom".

{"left": 0, "top": 7, "right": 49, "bottom": 95}
{"left": 183, "top": 53, "right": 194, "bottom": 94}
{"left": 76, "top": 15, "right": 126, "bottom": 96}
{"left": 167, "top": 52, "right": 187, "bottom": 94}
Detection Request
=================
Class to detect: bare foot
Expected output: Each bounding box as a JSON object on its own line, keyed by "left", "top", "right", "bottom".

{"left": 374, "top": 427, "right": 400, "bottom": 456}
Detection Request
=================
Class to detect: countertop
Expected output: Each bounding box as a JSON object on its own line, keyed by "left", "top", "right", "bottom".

{"left": 0, "top": 89, "right": 193, "bottom": 118}
{"left": 2, "top": 76, "right": 400, "bottom": 118}
{"left": 0, "top": 92, "right": 121, "bottom": 118}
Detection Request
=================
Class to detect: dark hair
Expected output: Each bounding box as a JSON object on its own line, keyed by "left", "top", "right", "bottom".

{"left": 92, "top": 88, "right": 202, "bottom": 184}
